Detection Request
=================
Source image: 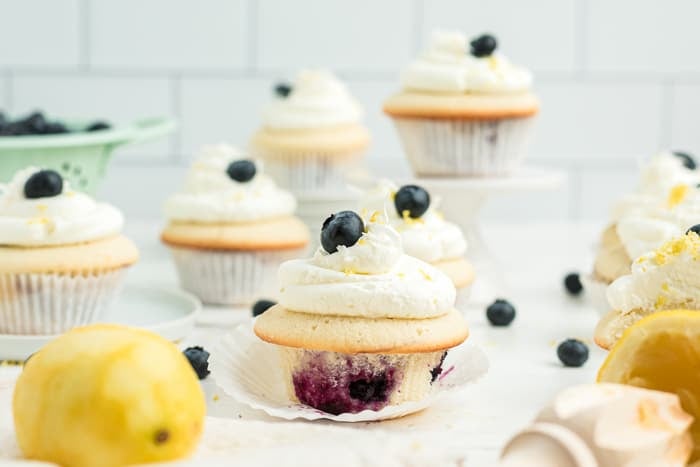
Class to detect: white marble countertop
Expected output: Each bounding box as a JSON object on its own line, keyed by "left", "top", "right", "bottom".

{"left": 1, "top": 220, "right": 610, "bottom": 466}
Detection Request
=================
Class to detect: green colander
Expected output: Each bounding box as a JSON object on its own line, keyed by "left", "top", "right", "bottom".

{"left": 0, "top": 116, "right": 175, "bottom": 194}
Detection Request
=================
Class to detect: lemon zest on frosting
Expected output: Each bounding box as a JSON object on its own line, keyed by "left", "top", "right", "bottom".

{"left": 655, "top": 294, "right": 667, "bottom": 308}
{"left": 402, "top": 210, "right": 425, "bottom": 225}
{"left": 419, "top": 269, "right": 433, "bottom": 281}
{"left": 652, "top": 233, "right": 700, "bottom": 266}
{"left": 667, "top": 184, "right": 689, "bottom": 209}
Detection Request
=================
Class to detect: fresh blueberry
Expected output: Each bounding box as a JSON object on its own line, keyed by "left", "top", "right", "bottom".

{"left": 687, "top": 224, "right": 700, "bottom": 236}
{"left": 564, "top": 272, "right": 583, "bottom": 296}
{"left": 394, "top": 185, "right": 430, "bottom": 219}
{"left": 0, "top": 112, "right": 6, "bottom": 129}
{"left": 348, "top": 376, "right": 389, "bottom": 402}
{"left": 672, "top": 151, "right": 697, "bottom": 170}
{"left": 0, "top": 122, "right": 27, "bottom": 136}
{"left": 22, "top": 112, "right": 47, "bottom": 134}
{"left": 23, "top": 170, "right": 63, "bottom": 199}
{"left": 274, "top": 82, "right": 292, "bottom": 98}
{"left": 252, "top": 299, "right": 276, "bottom": 317}
{"left": 470, "top": 34, "right": 498, "bottom": 58}
{"left": 557, "top": 339, "right": 589, "bottom": 367}
{"left": 44, "top": 122, "right": 69, "bottom": 134}
{"left": 486, "top": 299, "right": 516, "bottom": 326}
{"left": 226, "top": 160, "right": 256, "bottom": 183}
{"left": 321, "top": 211, "right": 364, "bottom": 254}
{"left": 183, "top": 346, "right": 210, "bottom": 380}
{"left": 86, "top": 121, "right": 111, "bottom": 132}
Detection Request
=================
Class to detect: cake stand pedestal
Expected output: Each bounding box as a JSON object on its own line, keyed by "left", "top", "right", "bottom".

{"left": 414, "top": 167, "right": 567, "bottom": 306}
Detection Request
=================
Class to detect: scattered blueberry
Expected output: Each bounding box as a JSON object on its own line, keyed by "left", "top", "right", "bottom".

{"left": 564, "top": 272, "right": 583, "bottom": 296}
{"left": 470, "top": 34, "right": 498, "bottom": 58}
{"left": 320, "top": 211, "right": 365, "bottom": 254}
{"left": 673, "top": 151, "right": 697, "bottom": 170}
{"left": 557, "top": 339, "right": 589, "bottom": 367}
{"left": 486, "top": 299, "right": 516, "bottom": 326}
{"left": 23, "top": 170, "right": 63, "bottom": 199}
{"left": 0, "top": 112, "right": 7, "bottom": 129}
{"left": 44, "top": 122, "right": 69, "bottom": 134}
{"left": 183, "top": 346, "right": 210, "bottom": 380}
{"left": 394, "top": 185, "right": 430, "bottom": 219}
{"left": 252, "top": 299, "right": 276, "bottom": 317}
{"left": 274, "top": 82, "right": 292, "bottom": 98}
{"left": 688, "top": 224, "right": 700, "bottom": 236}
{"left": 86, "top": 121, "right": 111, "bottom": 132}
{"left": 226, "top": 160, "right": 257, "bottom": 183}
{"left": 23, "top": 112, "right": 47, "bottom": 134}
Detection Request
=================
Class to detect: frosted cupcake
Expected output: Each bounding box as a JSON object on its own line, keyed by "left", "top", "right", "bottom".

{"left": 594, "top": 230, "right": 700, "bottom": 350}
{"left": 359, "top": 180, "right": 474, "bottom": 305}
{"left": 161, "top": 144, "right": 309, "bottom": 305}
{"left": 254, "top": 211, "right": 469, "bottom": 415}
{"left": 383, "top": 30, "right": 538, "bottom": 176}
{"left": 249, "top": 70, "right": 370, "bottom": 194}
{"left": 0, "top": 167, "right": 139, "bottom": 334}
{"left": 593, "top": 151, "right": 700, "bottom": 285}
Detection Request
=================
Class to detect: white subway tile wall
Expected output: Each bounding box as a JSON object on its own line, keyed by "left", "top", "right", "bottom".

{"left": 0, "top": 0, "right": 697, "bottom": 221}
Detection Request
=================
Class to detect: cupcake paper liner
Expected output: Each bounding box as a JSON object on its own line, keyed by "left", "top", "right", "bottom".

{"left": 391, "top": 116, "right": 536, "bottom": 176}
{"left": 257, "top": 151, "right": 363, "bottom": 195}
{"left": 210, "top": 323, "right": 489, "bottom": 422}
{"left": 169, "top": 247, "right": 302, "bottom": 306}
{"left": 0, "top": 268, "right": 127, "bottom": 335}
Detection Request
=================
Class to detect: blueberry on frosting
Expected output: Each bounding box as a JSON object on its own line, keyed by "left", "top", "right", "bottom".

{"left": 394, "top": 185, "right": 430, "bottom": 219}
{"left": 672, "top": 151, "right": 697, "bottom": 170}
{"left": 23, "top": 169, "right": 63, "bottom": 199}
{"left": 226, "top": 160, "right": 256, "bottom": 183}
{"left": 320, "top": 210, "right": 364, "bottom": 254}
{"left": 470, "top": 34, "right": 497, "bottom": 58}
{"left": 686, "top": 224, "right": 700, "bottom": 236}
{"left": 274, "top": 82, "right": 293, "bottom": 98}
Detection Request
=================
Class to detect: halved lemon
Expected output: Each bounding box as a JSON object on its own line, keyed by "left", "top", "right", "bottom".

{"left": 598, "top": 310, "right": 700, "bottom": 461}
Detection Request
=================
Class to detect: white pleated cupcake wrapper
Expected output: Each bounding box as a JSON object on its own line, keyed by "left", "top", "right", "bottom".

{"left": 210, "top": 323, "right": 489, "bottom": 422}
{"left": 0, "top": 269, "right": 127, "bottom": 335}
{"left": 392, "top": 116, "right": 535, "bottom": 176}
{"left": 169, "top": 248, "right": 302, "bottom": 306}
{"left": 581, "top": 274, "right": 610, "bottom": 317}
{"left": 258, "top": 151, "right": 363, "bottom": 195}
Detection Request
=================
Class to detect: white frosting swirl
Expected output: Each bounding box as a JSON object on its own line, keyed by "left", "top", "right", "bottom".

{"left": 359, "top": 180, "right": 467, "bottom": 263}
{"left": 606, "top": 233, "right": 700, "bottom": 313}
{"left": 611, "top": 152, "right": 700, "bottom": 222}
{"left": 278, "top": 217, "right": 456, "bottom": 319}
{"left": 0, "top": 167, "right": 123, "bottom": 247}
{"left": 262, "top": 69, "right": 363, "bottom": 129}
{"left": 401, "top": 30, "right": 533, "bottom": 94}
{"left": 164, "top": 144, "right": 296, "bottom": 223}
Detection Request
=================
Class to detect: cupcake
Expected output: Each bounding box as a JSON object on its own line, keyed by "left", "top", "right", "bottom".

{"left": 592, "top": 151, "right": 700, "bottom": 286}
{"left": 383, "top": 30, "right": 538, "bottom": 176}
{"left": 0, "top": 167, "right": 138, "bottom": 334}
{"left": 249, "top": 69, "right": 370, "bottom": 194}
{"left": 254, "top": 211, "right": 469, "bottom": 415}
{"left": 594, "top": 229, "right": 700, "bottom": 350}
{"left": 161, "top": 144, "right": 310, "bottom": 305}
{"left": 359, "top": 179, "right": 474, "bottom": 305}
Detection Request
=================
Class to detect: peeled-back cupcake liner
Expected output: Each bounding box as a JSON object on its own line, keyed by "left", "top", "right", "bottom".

{"left": 169, "top": 247, "right": 303, "bottom": 306}
{"left": 391, "top": 116, "right": 536, "bottom": 176}
{"left": 256, "top": 150, "right": 364, "bottom": 195}
{"left": 0, "top": 268, "right": 127, "bottom": 335}
{"left": 211, "top": 323, "right": 489, "bottom": 422}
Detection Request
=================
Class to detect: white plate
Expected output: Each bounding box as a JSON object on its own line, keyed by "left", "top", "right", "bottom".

{"left": 211, "top": 324, "right": 489, "bottom": 422}
{"left": 0, "top": 285, "right": 201, "bottom": 361}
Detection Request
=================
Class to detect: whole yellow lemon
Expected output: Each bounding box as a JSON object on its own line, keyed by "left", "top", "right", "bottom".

{"left": 13, "top": 324, "right": 206, "bottom": 467}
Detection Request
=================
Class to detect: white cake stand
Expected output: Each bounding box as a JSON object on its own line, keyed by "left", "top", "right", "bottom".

{"left": 413, "top": 167, "right": 567, "bottom": 306}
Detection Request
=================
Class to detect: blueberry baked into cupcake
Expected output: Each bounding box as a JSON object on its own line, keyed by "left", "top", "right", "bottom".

{"left": 161, "top": 144, "right": 309, "bottom": 305}
{"left": 249, "top": 69, "right": 370, "bottom": 194}
{"left": 360, "top": 180, "right": 474, "bottom": 305}
{"left": 383, "top": 30, "right": 538, "bottom": 176}
{"left": 594, "top": 228, "right": 700, "bottom": 350}
{"left": 0, "top": 167, "right": 139, "bottom": 334}
{"left": 254, "top": 211, "right": 469, "bottom": 415}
